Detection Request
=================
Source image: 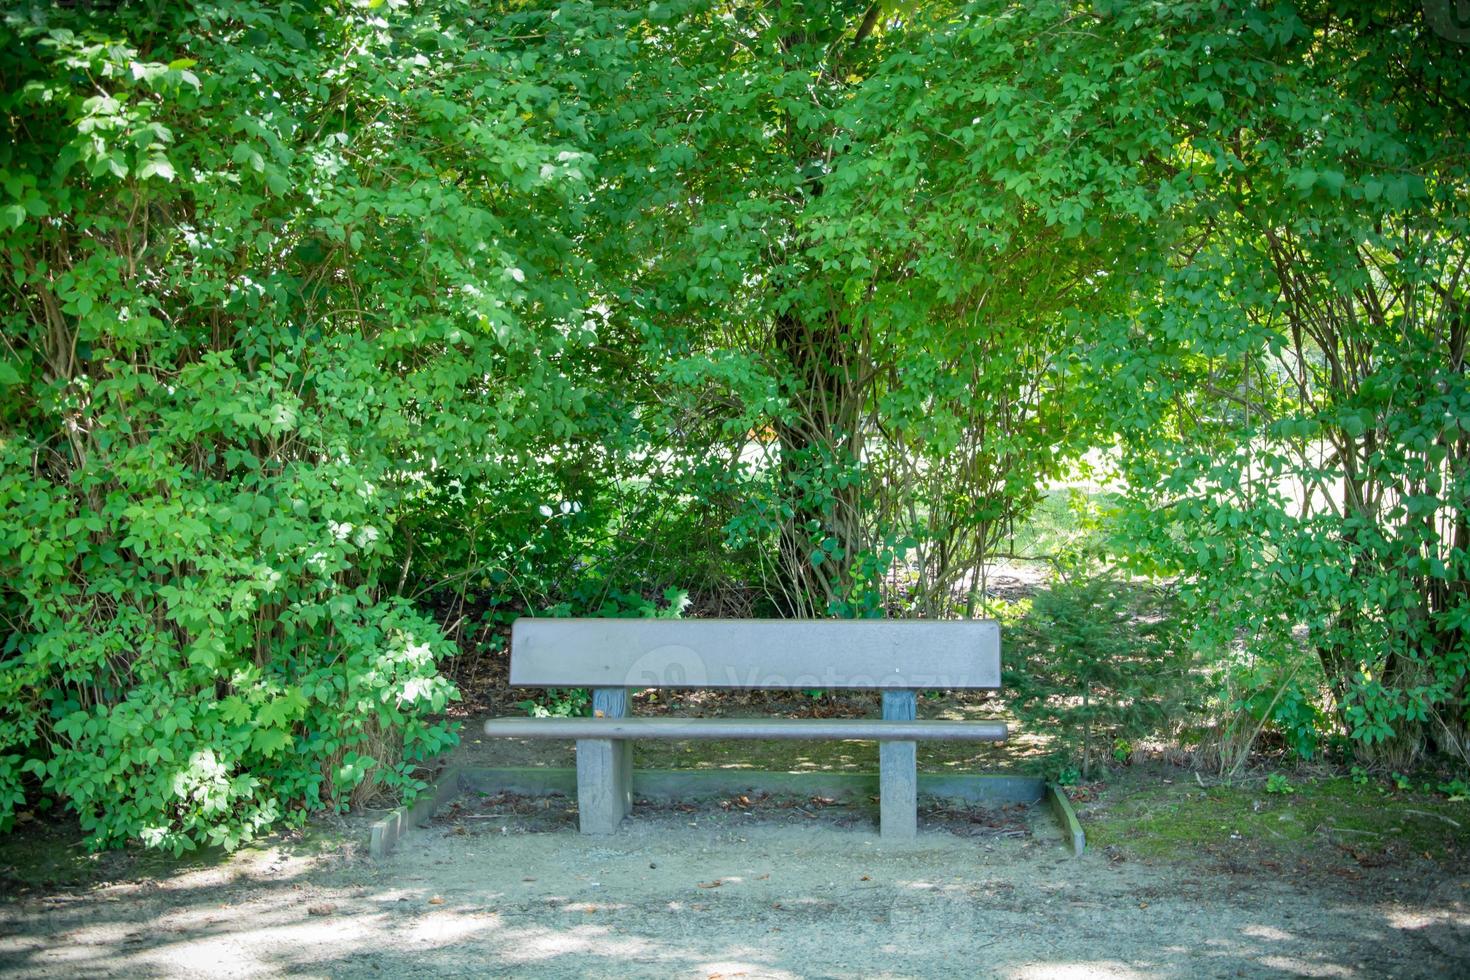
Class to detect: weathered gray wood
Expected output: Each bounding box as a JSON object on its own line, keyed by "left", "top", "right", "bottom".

{"left": 509, "top": 618, "right": 1000, "bottom": 689}
{"left": 484, "top": 716, "right": 1008, "bottom": 741}
{"left": 575, "top": 687, "right": 632, "bottom": 835}
{"left": 880, "top": 689, "right": 918, "bottom": 840}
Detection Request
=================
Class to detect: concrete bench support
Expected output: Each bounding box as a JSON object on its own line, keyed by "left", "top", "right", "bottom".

{"left": 576, "top": 687, "right": 633, "bottom": 835}
{"left": 880, "top": 689, "right": 918, "bottom": 840}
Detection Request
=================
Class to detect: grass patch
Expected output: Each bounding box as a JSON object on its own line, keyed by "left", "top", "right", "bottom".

{"left": 1085, "top": 770, "right": 1470, "bottom": 865}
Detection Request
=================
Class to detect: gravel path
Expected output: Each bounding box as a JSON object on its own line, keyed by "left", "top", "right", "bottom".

{"left": 2, "top": 798, "right": 1466, "bottom": 979}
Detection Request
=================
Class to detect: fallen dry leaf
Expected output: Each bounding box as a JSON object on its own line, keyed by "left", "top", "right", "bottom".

{"left": 428, "top": 896, "right": 446, "bottom": 905}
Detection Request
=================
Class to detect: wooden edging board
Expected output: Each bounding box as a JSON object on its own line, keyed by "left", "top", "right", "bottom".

{"left": 1045, "top": 782, "right": 1087, "bottom": 857}
{"left": 367, "top": 765, "right": 463, "bottom": 859}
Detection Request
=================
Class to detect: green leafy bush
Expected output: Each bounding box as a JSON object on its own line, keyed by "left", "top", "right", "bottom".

{"left": 0, "top": 1, "right": 597, "bottom": 849}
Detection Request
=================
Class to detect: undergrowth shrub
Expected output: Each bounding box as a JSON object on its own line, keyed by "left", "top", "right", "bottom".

{"left": 1004, "top": 572, "right": 1194, "bottom": 780}
{"left": 1186, "top": 622, "right": 1331, "bottom": 778}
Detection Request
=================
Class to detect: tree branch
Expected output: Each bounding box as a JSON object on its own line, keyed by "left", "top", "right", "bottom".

{"left": 851, "top": 3, "right": 882, "bottom": 52}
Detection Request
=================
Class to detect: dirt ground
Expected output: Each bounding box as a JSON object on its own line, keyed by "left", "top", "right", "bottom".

{"left": 2, "top": 749, "right": 1469, "bottom": 978}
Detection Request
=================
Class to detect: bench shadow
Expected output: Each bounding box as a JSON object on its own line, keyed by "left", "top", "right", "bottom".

{"left": 1, "top": 816, "right": 1465, "bottom": 979}
{"left": 7, "top": 866, "right": 1454, "bottom": 980}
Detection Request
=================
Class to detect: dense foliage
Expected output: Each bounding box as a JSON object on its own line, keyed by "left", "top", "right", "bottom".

{"left": 0, "top": 0, "right": 613, "bottom": 848}
{"left": 1, "top": 0, "right": 1465, "bottom": 848}
{"left": 1083, "top": 1, "right": 1470, "bottom": 768}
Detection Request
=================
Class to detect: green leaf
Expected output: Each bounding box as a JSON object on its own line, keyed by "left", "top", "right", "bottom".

{"left": 139, "top": 156, "right": 176, "bottom": 182}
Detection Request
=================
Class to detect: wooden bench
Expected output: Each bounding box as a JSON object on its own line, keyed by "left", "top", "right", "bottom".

{"left": 482, "top": 618, "right": 1005, "bottom": 839}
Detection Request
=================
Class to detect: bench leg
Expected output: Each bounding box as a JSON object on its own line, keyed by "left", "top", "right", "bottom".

{"left": 577, "top": 688, "right": 632, "bottom": 835}
{"left": 880, "top": 689, "right": 917, "bottom": 840}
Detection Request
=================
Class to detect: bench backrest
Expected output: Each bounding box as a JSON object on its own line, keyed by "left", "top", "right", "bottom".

{"left": 509, "top": 618, "right": 1001, "bottom": 690}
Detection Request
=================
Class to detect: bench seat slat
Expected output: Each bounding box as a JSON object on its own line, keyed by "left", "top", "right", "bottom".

{"left": 482, "top": 717, "right": 1007, "bottom": 742}
{"left": 509, "top": 618, "right": 1001, "bottom": 690}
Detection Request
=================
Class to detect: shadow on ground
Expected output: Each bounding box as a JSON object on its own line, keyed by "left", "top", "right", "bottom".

{"left": 2, "top": 792, "right": 1467, "bottom": 979}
